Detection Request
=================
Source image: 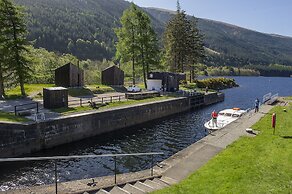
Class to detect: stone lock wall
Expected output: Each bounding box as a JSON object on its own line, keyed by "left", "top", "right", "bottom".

{"left": 0, "top": 98, "right": 190, "bottom": 158}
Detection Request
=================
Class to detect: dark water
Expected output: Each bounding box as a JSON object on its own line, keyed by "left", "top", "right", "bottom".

{"left": 1, "top": 76, "right": 292, "bottom": 191}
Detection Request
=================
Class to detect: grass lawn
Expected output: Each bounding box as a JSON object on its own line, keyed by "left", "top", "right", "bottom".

{"left": 153, "top": 105, "right": 292, "bottom": 194}
{"left": 53, "top": 96, "right": 174, "bottom": 115}
{"left": 100, "top": 96, "right": 174, "bottom": 110}
{"left": 5, "top": 84, "right": 54, "bottom": 99}
{"left": 86, "top": 85, "right": 115, "bottom": 94}
{"left": 0, "top": 111, "right": 30, "bottom": 122}
{"left": 5, "top": 84, "right": 117, "bottom": 100}
{"left": 284, "top": 96, "right": 292, "bottom": 101}
{"left": 52, "top": 106, "right": 93, "bottom": 115}
{"left": 68, "top": 87, "right": 93, "bottom": 97}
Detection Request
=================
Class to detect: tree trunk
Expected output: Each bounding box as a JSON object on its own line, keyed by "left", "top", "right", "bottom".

{"left": 132, "top": 57, "right": 135, "bottom": 85}
{"left": 131, "top": 25, "right": 135, "bottom": 85}
{"left": 0, "top": 66, "right": 5, "bottom": 99}
{"left": 141, "top": 48, "right": 147, "bottom": 89}
{"left": 19, "top": 74, "right": 25, "bottom": 97}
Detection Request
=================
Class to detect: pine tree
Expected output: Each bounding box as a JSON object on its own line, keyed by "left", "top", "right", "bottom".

{"left": 163, "top": 1, "right": 205, "bottom": 77}
{"left": 0, "top": 0, "right": 30, "bottom": 96}
{"left": 187, "top": 17, "right": 205, "bottom": 82}
{"left": 115, "top": 3, "right": 159, "bottom": 87}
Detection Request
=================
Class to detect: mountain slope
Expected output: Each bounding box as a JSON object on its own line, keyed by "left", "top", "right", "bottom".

{"left": 145, "top": 8, "right": 292, "bottom": 66}
{"left": 14, "top": 0, "right": 292, "bottom": 66}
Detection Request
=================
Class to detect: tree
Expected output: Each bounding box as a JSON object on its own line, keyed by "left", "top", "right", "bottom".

{"left": 0, "top": 0, "right": 30, "bottom": 96}
{"left": 187, "top": 17, "right": 205, "bottom": 82}
{"left": 115, "top": 3, "right": 159, "bottom": 87}
{"left": 0, "top": 21, "right": 6, "bottom": 98}
{"left": 136, "top": 9, "right": 159, "bottom": 87}
{"left": 163, "top": 1, "right": 204, "bottom": 79}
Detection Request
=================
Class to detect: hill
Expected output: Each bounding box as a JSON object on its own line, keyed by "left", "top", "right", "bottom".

{"left": 14, "top": 0, "right": 292, "bottom": 66}
{"left": 145, "top": 8, "right": 292, "bottom": 66}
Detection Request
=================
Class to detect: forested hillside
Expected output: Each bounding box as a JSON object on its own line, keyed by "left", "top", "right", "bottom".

{"left": 14, "top": 0, "right": 292, "bottom": 66}
{"left": 145, "top": 8, "right": 292, "bottom": 66}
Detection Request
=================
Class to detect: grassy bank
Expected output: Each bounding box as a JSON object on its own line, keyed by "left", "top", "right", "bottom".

{"left": 0, "top": 111, "right": 30, "bottom": 122}
{"left": 5, "top": 84, "right": 54, "bottom": 99}
{"left": 153, "top": 105, "right": 292, "bottom": 194}
{"left": 53, "top": 96, "right": 174, "bottom": 115}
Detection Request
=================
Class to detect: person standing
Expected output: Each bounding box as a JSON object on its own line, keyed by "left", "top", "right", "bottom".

{"left": 211, "top": 110, "right": 218, "bottom": 127}
{"left": 255, "top": 98, "right": 260, "bottom": 113}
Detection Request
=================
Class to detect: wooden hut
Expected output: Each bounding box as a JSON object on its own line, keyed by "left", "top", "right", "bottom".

{"left": 101, "top": 65, "right": 124, "bottom": 86}
{"left": 55, "top": 63, "right": 84, "bottom": 87}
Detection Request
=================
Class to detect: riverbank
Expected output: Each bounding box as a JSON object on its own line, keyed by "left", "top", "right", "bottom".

{"left": 154, "top": 102, "right": 292, "bottom": 193}
{"left": 3, "top": 104, "right": 274, "bottom": 194}
{"left": 0, "top": 92, "right": 224, "bottom": 158}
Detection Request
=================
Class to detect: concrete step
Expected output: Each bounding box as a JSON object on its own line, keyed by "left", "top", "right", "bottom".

{"left": 160, "top": 176, "right": 178, "bottom": 185}
{"left": 110, "top": 186, "right": 131, "bottom": 194}
{"left": 152, "top": 178, "right": 170, "bottom": 187}
{"left": 96, "top": 189, "right": 111, "bottom": 194}
{"left": 123, "top": 183, "right": 146, "bottom": 194}
{"left": 133, "top": 181, "right": 155, "bottom": 193}
{"left": 143, "top": 179, "right": 164, "bottom": 189}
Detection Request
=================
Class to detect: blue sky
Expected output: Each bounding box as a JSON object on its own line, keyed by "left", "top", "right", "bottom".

{"left": 127, "top": 0, "right": 292, "bottom": 37}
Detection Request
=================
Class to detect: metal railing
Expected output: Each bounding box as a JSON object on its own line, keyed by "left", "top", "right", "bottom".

{"left": 263, "top": 92, "right": 272, "bottom": 104}
{"left": 68, "top": 95, "right": 126, "bottom": 107}
{"left": 0, "top": 152, "right": 163, "bottom": 194}
{"left": 14, "top": 102, "right": 39, "bottom": 116}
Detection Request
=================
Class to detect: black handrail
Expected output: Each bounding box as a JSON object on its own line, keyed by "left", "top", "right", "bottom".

{"left": 67, "top": 95, "right": 126, "bottom": 107}
{"left": 14, "top": 102, "right": 39, "bottom": 116}
{"left": 0, "top": 152, "right": 164, "bottom": 194}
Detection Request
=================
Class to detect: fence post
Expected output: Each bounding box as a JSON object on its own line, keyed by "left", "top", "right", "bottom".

{"left": 54, "top": 160, "right": 58, "bottom": 194}
{"left": 36, "top": 103, "right": 39, "bottom": 113}
{"left": 80, "top": 98, "right": 82, "bottom": 107}
{"left": 111, "top": 97, "right": 113, "bottom": 103}
{"left": 151, "top": 154, "right": 154, "bottom": 176}
{"left": 14, "top": 106, "right": 17, "bottom": 116}
{"left": 119, "top": 96, "right": 121, "bottom": 102}
{"left": 102, "top": 97, "right": 104, "bottom": 104}
{"left": 114, "top": 156, "right": 117, "bottom": 184}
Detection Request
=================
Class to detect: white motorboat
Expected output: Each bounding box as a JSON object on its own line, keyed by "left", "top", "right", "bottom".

{"left": 204, "top": 108, "right": 247, "bottom": 130}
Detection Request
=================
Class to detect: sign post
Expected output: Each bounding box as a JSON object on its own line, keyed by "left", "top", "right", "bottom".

{"left": 272, "top": 113, "right": 276, "bottom": 135}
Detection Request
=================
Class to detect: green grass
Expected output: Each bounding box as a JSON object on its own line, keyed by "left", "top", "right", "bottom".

{"left": 100, "top": 96, "right": 174, "bottom": 110}
{"left": 86, "top": 85, "right": 115, "bottom": 94}
{"left": 68, "top": 87, "right": 93, "bottom": 97}
{"left": 284, "top": 96, "right": 292, "bottom": 100}
{"left": 5, "top": 84, "right": 54, "bottom": 99}
{"left": 0, "top": 111, "right": 30, "bottom": 122}
{"left": 153, "top": 105, "right": 292, "bottom": 194}
{"left": 51, "top": 106, "right": 93, "bottom": 114}
{"left": 52, "top": 96, "right": 174, "bottom": 115}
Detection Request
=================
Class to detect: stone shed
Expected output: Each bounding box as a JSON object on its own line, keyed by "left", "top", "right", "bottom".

{"left": 55, "top": 63, "right": 84, "bottom": 87}
{"left": 101, "top": 65, "right": 124, "bottom": 86}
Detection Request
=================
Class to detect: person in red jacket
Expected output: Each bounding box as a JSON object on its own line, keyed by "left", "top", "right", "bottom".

{"left": 211, "top": 110, "right": 218, "bottom": 127}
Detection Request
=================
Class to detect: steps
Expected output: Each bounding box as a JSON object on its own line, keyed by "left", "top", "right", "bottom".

{"left": 87, "top": 176, "right": 172, "bottom": 194}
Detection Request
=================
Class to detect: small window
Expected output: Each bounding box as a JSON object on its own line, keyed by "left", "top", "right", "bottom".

{"left": 219, "top": 113, "right": 224, "bottom": 116}
{"left": 232, "top": 114, "right": 240, "bottom": 118}
{"left": 225, "top": 113, "right": 232, "bottom": 117}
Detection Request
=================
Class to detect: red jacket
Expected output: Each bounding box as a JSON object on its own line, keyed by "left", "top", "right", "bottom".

{"left": 212, "top": 111, "right": 218, "bottom": 119}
